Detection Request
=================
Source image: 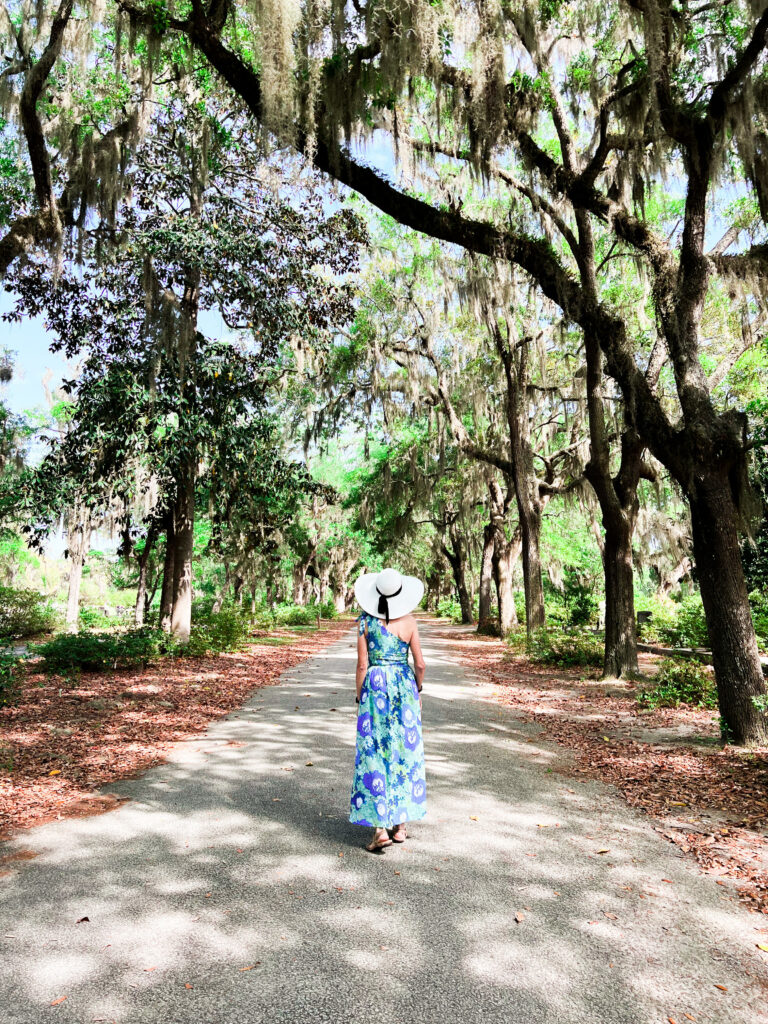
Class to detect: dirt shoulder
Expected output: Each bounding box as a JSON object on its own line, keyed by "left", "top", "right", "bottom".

{"left": 0, "top": 619, "right": 353, "bottom": 842}
{"left": 433, "top": 625, "right": 768, "bottom": 915}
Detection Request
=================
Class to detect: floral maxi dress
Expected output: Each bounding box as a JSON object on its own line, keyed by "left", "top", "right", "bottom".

{"left": 349, "top": 613, "right": 427, "bottom": 828}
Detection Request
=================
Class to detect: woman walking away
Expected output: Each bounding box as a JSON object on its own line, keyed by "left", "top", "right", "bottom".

{"left": 349, "top": 567, "right": 427, "bottom": 853}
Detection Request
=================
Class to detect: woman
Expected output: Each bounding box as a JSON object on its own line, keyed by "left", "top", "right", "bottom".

{"left": 349, "top": 567, "right": 427, "bottom": 853}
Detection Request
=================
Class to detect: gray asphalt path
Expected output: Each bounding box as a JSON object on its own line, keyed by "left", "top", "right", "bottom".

{"left": 1, "top": 623, "right": 767, "bottom": 1024}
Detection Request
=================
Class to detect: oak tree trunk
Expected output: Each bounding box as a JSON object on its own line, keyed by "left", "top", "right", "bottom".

{"left": 170, "top": 460, "right": 196, "bottom": 642}
{"left": 690, "top": 477, "right": 768, "bottom": 746}
{"left": 65, "top": 507, "right": 90, "bottom": 632}
{"left": 134, "top": 522, "right": 157, "bottom": 628}
{"left": 159, "top": 515, "right": 175, "bottom": 632}
{"left": 602, "top": 512, "right": 638, "bottom": 678}
{"left": 477, "top": 521, "right": 495, "bottom": 630}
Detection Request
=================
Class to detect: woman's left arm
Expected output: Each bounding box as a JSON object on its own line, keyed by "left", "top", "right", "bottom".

{"left": 410, "top": 620, "right": 426, "bottom": 702}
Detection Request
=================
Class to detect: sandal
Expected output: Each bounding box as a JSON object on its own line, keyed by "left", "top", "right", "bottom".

{"left": 366, "top": 829, "right": 393, "bottom": 853}
{"left": 389, "top": 825, "right": 407, "bottom": 843}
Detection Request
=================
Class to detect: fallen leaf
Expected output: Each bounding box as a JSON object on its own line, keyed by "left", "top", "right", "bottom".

{"left": 662, "top": 879, "right": 673, "bottom": 883}
{"left": 50, "top": 996, "right": 67, "bottom": 1006}
{"left": 239, "top": 963, "right": 260, "bottom": 971}
{"left": 596, "top": 848, "right": 610, "bottom": 854}
{"left": 305, "top": 761, "right": 314, "bottom": 767}
{"left": 184, "top": 983, "right": 193, "bottom": 989}
{"left": 668, "top": 1018, "right": 678, "bottom": 1023}
{"left": 713, "top": 984, "right": 727, "bottom": 992}
{"left": 683, "top": 1015, "right": 696, "bottom": 1021}
{"left": 144, "top": 966, "right": 157, "bottom": 973}
{"left": 49, "top": 770, "right": 61, "bottom": 776}
{"left": 514, "top": 912, "right": 524, "bottom": 923}
{"left": 393, "top": 871, "right": 401, "bottom": 876}
{"left": 604, "top": 912, "right": 618, "bottom": 920}
{"left": 76, "top": 916, "right": 89, "bottom": 924}
{"left": 602, "top": 736, "right": 610, "bottom": 742}
{"left": 469, "top": 815, "right": 479, "bottom": 821}
{"left": 757, "top": 943, "right": 768, "bottom": 952}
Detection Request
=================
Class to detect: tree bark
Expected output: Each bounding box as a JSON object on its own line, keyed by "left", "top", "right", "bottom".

{"left": 689, "top": 476, "right": 768, "bottom": 745}
{"left": 134, "top": 522, "right": 157, "bottom": 628}
{"left": 159, "top": 515, "right": 175, "bottom": 632}
{"left": 64, "top": 506, "right": 90, "bottom": 632}
{"left": 441, "top": 521, "right": 474, "bottom": 623}
{"left": 477, "top": 520, "right": 495, "bottom": 630}
{"left": 489, "top": 322, "right": 546, "bottom": 631}
{"left": 170, "top": 459, "right": 196, "bottom": 642}
{"left": 601, "top": 510, "right": 638, "bottom": 678}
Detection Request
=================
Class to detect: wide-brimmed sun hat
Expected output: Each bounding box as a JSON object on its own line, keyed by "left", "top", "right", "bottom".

{"left": 354, "top": 567, "right": 424, "bottom": 623}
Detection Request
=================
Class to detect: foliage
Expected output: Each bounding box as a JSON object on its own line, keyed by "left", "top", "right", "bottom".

{"left": 186, "top": 608, "right": 253, "bottom": 657}
{"left": 749, "top": 591, "right": 768, "bottom": 652}
{"left": 637, "top": 659, "right": 717, "bottom": 710}
{"left": 0, "top": 586, "right": 56, "bottom": 640}
{"left": 637, "top": 593, "right": 710, "bottom": 648}
{"left": 79, "top": 607, "right": 132, "bottom": 630}
{"left": 508, "top": 627, "right": 604, "bottom": 668}
{"left": 0, "top": 650, "right": 22, "bottom": 706}
{"left": 37, "top": 628, "right": 171, "bottom": 673}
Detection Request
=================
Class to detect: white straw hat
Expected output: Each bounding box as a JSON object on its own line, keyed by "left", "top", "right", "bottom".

{"left": 354, "top": 567, "right": 424, "bottom": 623}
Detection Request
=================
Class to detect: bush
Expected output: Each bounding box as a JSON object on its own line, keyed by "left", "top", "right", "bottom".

{"left": 37, "top": 628, "right": 165, "bottom": 673}
{"left": 637, "top": 657, "right": 717, "bottom": 710}
{"left": 0, "top": 587, "right": 56, "bottom": 640}
{"left": 79, "top": 606, "right": 132, "bottom": 630}
{"left": 0, "top": 650, "right": 23, "bottom": 706}
{"left": 186, "top": 607, "right": 252, "bottom": 656}
{"left": 274, "top": 604, "right": 319, "bottom": 626}
{"left": 749, "top": 590, "right": 768, "bottom": 651}
{"left": 318, "top": 599, "right": 338, "bottom": 620}
{"left": 435, "top": 598, "right": 463, "bottom": 622}
{"left": 508, "top": 626, "right": 604, "bottom": 668}
{"left": 562, "top": 568, "right": 599, "bottom": 626}
{"left": 637, "top": 593, "right": 709, "bottom": 648}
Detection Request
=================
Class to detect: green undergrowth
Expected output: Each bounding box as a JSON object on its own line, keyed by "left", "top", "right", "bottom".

{"left": 507, "top": 626, "right": 604, "bottom": 668}
{"left": 636, "top": 658, "right": 717, "bottom": 710}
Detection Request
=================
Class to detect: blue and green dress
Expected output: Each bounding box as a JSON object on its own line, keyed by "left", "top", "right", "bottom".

{"left": 349, "top": 613, "right": 427, "bottom": 828}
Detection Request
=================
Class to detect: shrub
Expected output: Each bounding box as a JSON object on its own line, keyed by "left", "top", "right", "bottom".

{"left": 37, "top": 628, "right": 164, "bottom": 673}
{"left": 0, "top": 587, "right": 56, "bottom": 640}
{"left": 79, "top": 606, "right": 132, "bottom": 630}
{"left": 0, "top": 650, "right": 23, "bottom": 706}
{"left": 318, "top": 599, "right": 338, "bottom": 620}
{"left": 186, "top": 608, "right": 252, "bottom": 656}
{"left": 749, "top": 590, "right": 768, "bottom": 651}
{"left": 274, "top": 604, "right": 319, "bottom": 626}
{"left": 637, "top": 593, "right": 709, "bottom": 648}
{"left": 562, "top": 568, "right": 599, "bottom": 626}
{"left": 508, "top": 626, "right": 604, "bottom": 667}
{"left": 435, "top": 598, "right": 463, "bottom": 622}
{"left": 637, "top": 658, "right": 717, "bottom": 710}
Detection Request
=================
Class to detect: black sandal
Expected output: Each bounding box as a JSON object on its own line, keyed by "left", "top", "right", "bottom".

{"left": 389, "top": 825, "right": 407, "bottom": 843}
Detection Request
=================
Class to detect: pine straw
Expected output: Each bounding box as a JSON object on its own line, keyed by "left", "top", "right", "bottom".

{"left": 0, "top": 620, "right": 353, "bottom": 841}
{"left": 434, "top": 629, "right": 768, "bottom": 916}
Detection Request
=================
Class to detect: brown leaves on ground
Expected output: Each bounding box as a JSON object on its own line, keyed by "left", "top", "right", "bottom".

{"left": 435, "top": 628, "right": 768, "bottom": 915}
{"left": 0, "top": 621, "right": 352, "bottom": 840}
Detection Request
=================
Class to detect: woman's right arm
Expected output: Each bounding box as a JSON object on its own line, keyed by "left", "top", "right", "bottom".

{"left": 356, "top": 620, "right": 368, "bottom": 701}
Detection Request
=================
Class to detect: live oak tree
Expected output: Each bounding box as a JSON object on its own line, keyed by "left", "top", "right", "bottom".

{"left": 2, "top": 2, "right": 767, "bottom": 737}
{"left": 4, "top": 97, "right": 361, "bottom": 637}
{"left": 100, "top": 0, "right": 768, "bottom": 743}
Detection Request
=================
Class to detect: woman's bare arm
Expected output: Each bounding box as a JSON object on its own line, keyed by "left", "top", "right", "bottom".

{"left": 356, "top": 628, "right": 368, "bottom": 700}
{"left": 410, "top": 619, "right": 426, "bottom": 692}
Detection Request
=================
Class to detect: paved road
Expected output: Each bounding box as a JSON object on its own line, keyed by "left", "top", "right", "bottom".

{"left": 1, "top": 623, "right": 767, "bottom": 1024}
